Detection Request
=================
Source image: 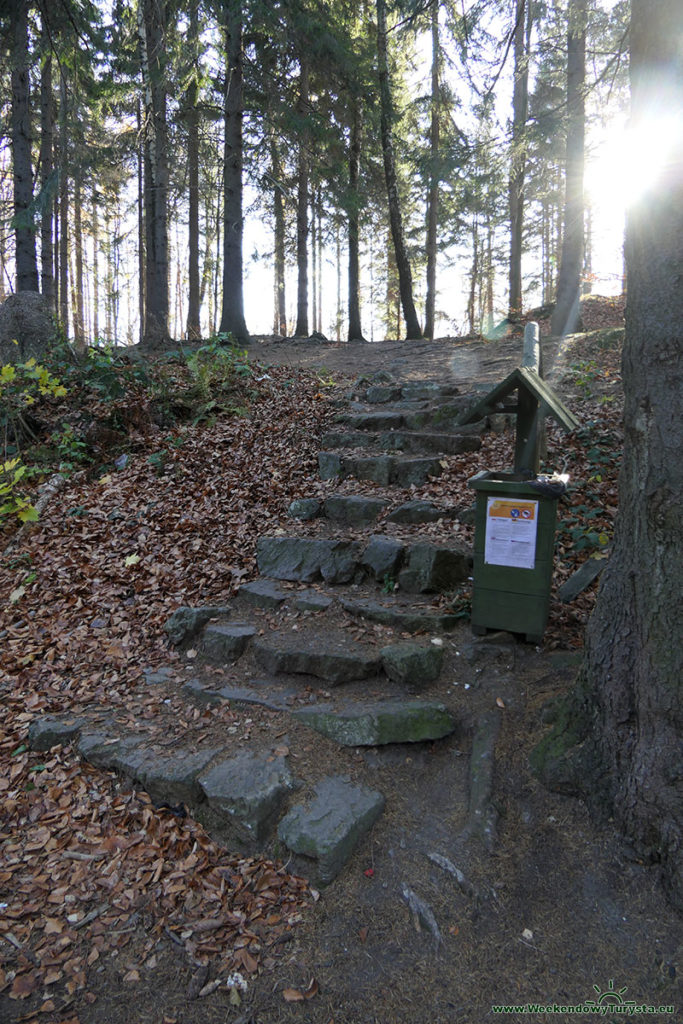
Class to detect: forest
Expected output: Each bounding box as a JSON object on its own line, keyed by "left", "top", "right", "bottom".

{"left": 1, "top": 0, "right": 631, "bottom": 349}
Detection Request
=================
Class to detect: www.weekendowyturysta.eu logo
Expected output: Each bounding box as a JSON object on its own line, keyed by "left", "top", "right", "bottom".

{"left": 491, "top": 979, "right": 676, "bottom": 1016}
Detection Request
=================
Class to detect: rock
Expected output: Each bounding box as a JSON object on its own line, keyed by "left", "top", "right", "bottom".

{"left": 182, "top": 678, "right": 224, "bottom": 708}
{"left": 294, "top": 591, "right": 334, "bottom": 612}
{"left": 398, "top": 543, "right": 470, "bottom": 593}
{"left": 253, "top": 631, "right": 381, "bottom": 685}
{"left": 342, "top": 410, "right": 405, "bottom": 431}
{"left": 340, "top": 598, "right": 461, "bottom": 634}
{"left": 200, "top": 622, "right": 256, "bottom": 662}
{"left": 380, "top": 642, "right": 444, "bottom": 687}
{"left": 277, "top": 776, "right": 385, "bottom": 884}
{"left": 142, "top": 666, "right": 177, "bottom": 686}
{"left": 323, "top": 495, "right": 388, "bottom": 527}
{"left": 387, "top": 500, "right": 448, "bottom": 525}
{"left": 141, "top": 748, "right": 220, "bottom": 807}
{"left": 294, "top": 700, "right": 456, "bottom": 746}
{"left": 0, "top": 292, "right": 57, "bottom": 364}
{"left": 366, "top": 384, "right": 402, "bottom": 404}
{"left": 400, "top": 381, "right": 457, "bottom": 401}
{"left": 392, "top": 457, "right": 443, "bottom": 487}
{"left": 28, "top": 714, "right": 87, "bottom": 751}
{"left": 256, "top": 536, "right": 362, "bottom": 585}
{"left": 165, "top": 606, "right": 232, "bottom": 646}
{"left": 348, "top": 455, "right": 394, "bottom": 486}
{"left": 236, "top": 579, "right": 288, "bottom": 609}
{"left": 360, "top": 536, "right": 404, "bottom": 582}
{"left": 318, "top": 452, "right": 343, "bottom": 479}
{"left": 288, "top": 498, "right": 322, "bottom": 521}
{"left": 321, "top": 430, "right": 375, "bottom": 450}
{"left": 197, "top": 749, "right": 293, "bottom": 845}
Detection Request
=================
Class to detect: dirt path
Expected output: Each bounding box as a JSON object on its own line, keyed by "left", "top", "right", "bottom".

{"left": 3, "top": 314, "right": 679, "bottom": 1024}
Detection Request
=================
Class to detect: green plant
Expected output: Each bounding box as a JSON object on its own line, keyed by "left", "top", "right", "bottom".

{"left": 1, "top": 357, "right": 67, "bottom": 453}
{"left": 51, "top": 424, "right": 90, "bottom": 470}
{"left": 183, "top": 339, "right": 253, "bottom": 422}
{"left": 0, "top": 458, "right": 38, "bottom": 524}
{"left": 381, "top": 573, "right": 397, "bottom": 595}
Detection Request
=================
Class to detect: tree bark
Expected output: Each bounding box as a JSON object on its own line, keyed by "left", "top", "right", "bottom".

{"left": 533, "top": 0, "right": 683, "bottom": 909}
{"left": 551, "top": 0, "right": 586, "bottom": 337}
{"left": 424, "top": 0, "right": 440, "bottom": 340}
{"left": 347, "top": 94, "right": 366, "bottom": 341}
{"left": 58, "top": 70, "right": 69, "bottom": 335}
{"left": 186, "top": 0, "right": 201, "bottom": 340}
{"left": 73, "top": 173, "right": 86, "bottom": 354}
{"left": 219, "top": 0, "right": 249, "bottom": 344}
{"left": 376, "top": 0, "right": 422, "bottom": 340}
{"left": 270, "top": 135, "right": 287, "bottom": 336}
{"left": 141, "top": 0, "right": 170, "bottom": 348}
{"left": 39, "top": 14, "right": 55, "bottom": 308}
{"left": 294, "top": 54, "right": 310, "bottom": 338}
{"left": 11, "top": 0, "right": 39, "bottom": 293}
{"left": 508, "top": 0, "right": 531, "bottom": 319}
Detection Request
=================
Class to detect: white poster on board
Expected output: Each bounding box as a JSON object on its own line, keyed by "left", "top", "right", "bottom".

{"left": 484, "top": 497, "right": 539, "bottom": 569}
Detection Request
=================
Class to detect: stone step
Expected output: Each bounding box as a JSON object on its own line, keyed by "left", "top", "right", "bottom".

{"left": 256, "top": 535, "right": 470, "bottom": 593}
{"left": 253, "top": 630, "right": 383, "bottom": 685}
{"left": 293, "top": 699, "right": 456, "bottom": 747}
{"left": 286, "top": 496, "right": 466, "bottom": 529}
{"left": 277, "top": 776, "right": 385, "bottom": 885}
{"left": 318, "top": 451, "right": 445, "bottom": 487}
{"left": 322, "top": 494, "right": 390, "bottom": 526}
{"left": 321, "top": 429, "right": 482, "bottom": 456}
{"left": 340, "top": 596, "right": 462, "bottom": 633}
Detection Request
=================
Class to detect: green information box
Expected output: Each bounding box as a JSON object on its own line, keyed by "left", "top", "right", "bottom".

{"left": 468, "top": 471, "right": 559, "bottom": 643}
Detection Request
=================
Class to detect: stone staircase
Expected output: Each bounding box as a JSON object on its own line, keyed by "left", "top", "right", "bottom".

{"left": 30, "top": 374, "right": 518, "bottom": 888}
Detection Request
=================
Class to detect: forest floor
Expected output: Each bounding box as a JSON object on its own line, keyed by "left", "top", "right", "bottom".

{"left": 0, "top": 296, "right": 680, "bottom": 1024}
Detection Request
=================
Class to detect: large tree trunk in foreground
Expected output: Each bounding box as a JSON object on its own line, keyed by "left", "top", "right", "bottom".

{"left": 423, "top": 0, "right": 440, "bottom": 340}
{"left": 533, "top": 0, "right": 683, "bottom": 909}
{"left": 376, "top": 0, "right": 422, "bottom": 341}
{"left": 550, "top": 0, "right": 586, "bottom": 337}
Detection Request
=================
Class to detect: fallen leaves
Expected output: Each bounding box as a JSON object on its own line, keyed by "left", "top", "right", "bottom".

{"left": 283, "top": 978, "right": 318, "bottom": 1002}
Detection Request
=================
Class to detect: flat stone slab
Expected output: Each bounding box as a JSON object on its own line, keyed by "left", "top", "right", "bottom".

{"left": 380, "top": 642, "right": 444, "bottom": 687}
{"left": 182, "top": 677, "right": 301, "bottom": 713}
{"left": 257, "top": 536, "right": 361, "bottom": 584}
{"left": 398, "top": 543, "right": 470, "bottom": 593}
{"left": 323, "top": 495, "right": 389, "bottom": 526}
{"left": 165, "top": 605, "right": 232, "bottom": 646}
{"left": 387, "top": 500, "right": 454, "bottom": 525}
{"left": 253, "top": 631, "right": 382, "bottom": 685}
{"left": 558, "top": 553, "right": 609, "bottom": 603}
{"left": 28, "top": 714, "right": 87, "bottom": 751}
{"left": 278, "top": 776, "right": 385, "bottom": 884}
{"left": 340, "top": 597, "right": 461, "bottom": 633}
{"left": 197, "top": 749, "right": 293, "bottom": 845}
{"left": 360, "top": 536, "right": 404, "bottom": 582}
{"left": 76, "top": 728, "right": 219, "bottom": 806}
{"left": 294, "top": 591, "right": 334, "bottom": 612}
{"left": 236, "top": 579, "right": 288, "bottom": 609}
{"left": 200, "top": 622, "right": 256, "bottom": 662}
{"left": 341, "top": 410, "right": 406, "bottom": 431}
{"left": 294, "top": 700, "right": 457, "bottom": 746}
{"left": 392, "top": 457, "right": 443, "bottom": 487}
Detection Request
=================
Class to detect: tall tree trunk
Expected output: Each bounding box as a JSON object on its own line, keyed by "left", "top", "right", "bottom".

{"left": 376, "top": 0, "right": 422, "bottom": 340}
{"left": 316, "top": 199, "right": 322, "bottom": 334}
{"left": 219, "top": 0, "right": 249, "bottom": 344}
{"left": 311, "top": 190, "right": 318, "bottom": 333}
{"left": 508, "top": 0, "right": 531, "bottom": 319}
{"left": 551, "top": 0, "right": 586, "bottom": 337}
{"left": 73, "top": 174, "right": 86, "bottom": 353}
{"left": 136, "top": 100, "right": 145, "bottom": 344}
{"left": 141, "top": 0, "right": 170, "bottom": 348}
{"left": 533, "top": 0, "right": 683, "bottom": 910}
{"left": 39, "top": 15, "right": 55, "bottom": 307}
{"left": 424, "top": 0, "right": 440, "bottom": 340}
{"left": 11, "top": 0, "right": 39, "bottom": 292}
{"left": 467, "top": 218, "right": 478, "bottom": 335}
{"left": 270, "top": 136, "right": 287, "bottom": 336}
{"left": 186, "top": 0, "right": 201, "bottom": 340}
{"left": 347, "top": 95, "right": 366, "bottom": 341}
{"left": 92, "top": 195, "right": 100, "bottom": 341}
{"left": 294, "top": 55, "right": 310, "bottom": 338}
{"left": 58, "top": 71, "right": 69, "bottom": 334}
